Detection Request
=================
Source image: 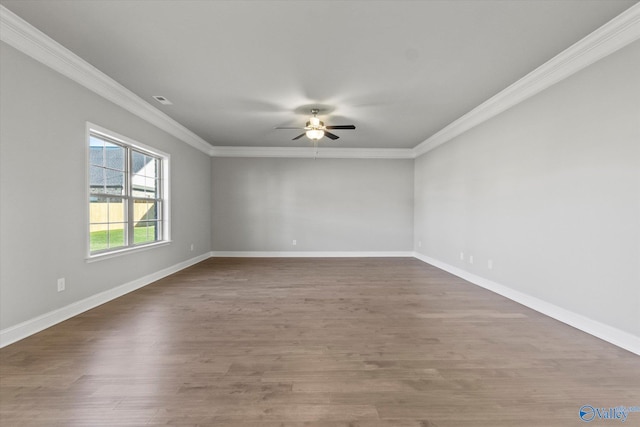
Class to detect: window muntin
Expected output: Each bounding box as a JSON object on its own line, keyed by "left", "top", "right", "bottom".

{"left": 88, "top": 128, "right": 168, "bottom": 256}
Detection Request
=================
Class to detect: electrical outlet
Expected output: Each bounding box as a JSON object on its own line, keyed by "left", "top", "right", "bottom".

{"left": 418, "top": 241, "right": 422, "bottom": 248}
{"left": 57, "top": 278, "right": 65, "bottom": 292}
{"left": 292, "top": 239, "right": 297, "bottom": 246}
{"left": 469, "top": 255, "right": 474, "bottom": 264}
{"left": 190, "top": 243, "right": 194, "bottom": 251}
{"left": 460, "top": 252, "right": 464, "bottom": 261}
{"left": 488, "top": 259, "right": 493, "bottom": 270}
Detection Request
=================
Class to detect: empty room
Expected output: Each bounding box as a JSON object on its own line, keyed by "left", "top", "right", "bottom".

{"left": 1, "top": 1, "right": 639, "bottom": 425}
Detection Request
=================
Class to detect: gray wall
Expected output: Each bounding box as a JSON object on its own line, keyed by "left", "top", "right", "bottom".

{"left": 211, "top": 157, "right": 414, "bottom": 252}
{"left": 3, "top": 27, "right": 638, "bottom": 346}
{"left": 414, "top": 41, "right": 640, "bottom": 336}
{"left": 0, "top": 43, "right": 212, "bottom": 330}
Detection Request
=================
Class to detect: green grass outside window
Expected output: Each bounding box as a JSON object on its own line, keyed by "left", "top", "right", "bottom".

{"left": 90, "top": 225, "right": 157, "bottom": 252}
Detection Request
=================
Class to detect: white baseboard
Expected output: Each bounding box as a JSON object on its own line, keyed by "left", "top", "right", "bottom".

{"left": 210, "top": 251, "right": 415, "bottom": 258}
{"left": 413, "top": 252, "right": 640, "bottom": 356}
{"left": 0, "top": 252, "right": 210, "bottom": 348}
{"left": 5, "top": 251, "right": 637, "bottom": 356}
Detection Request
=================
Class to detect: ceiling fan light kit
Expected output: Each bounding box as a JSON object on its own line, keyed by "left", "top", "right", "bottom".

{"left": 306, "top": 129, "right": 325, "bottom": 141}
{"left": 276, "top": 108, "right": 356, "bottom": 142}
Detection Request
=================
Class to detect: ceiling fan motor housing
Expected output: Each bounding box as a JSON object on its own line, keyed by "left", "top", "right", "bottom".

{"left": 306, "top": 119, "right": 324, "bottom": 130}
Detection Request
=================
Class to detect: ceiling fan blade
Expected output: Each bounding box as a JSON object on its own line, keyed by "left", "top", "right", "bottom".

{"left": 275, "top": 126, "right": 304, "bottom": 129}
{"left": 326, "top": 125, "right": 355, "bottom": 130}
{"left": 292, "top": 133, "right": 306, "bottom": 140}
{"left": 324, "top": 131, "right": 340, "bottom": 140}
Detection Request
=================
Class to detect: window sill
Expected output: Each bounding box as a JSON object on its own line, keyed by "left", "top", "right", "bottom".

{"left": 86, "top": 241, "right": 171, "bottom": 263}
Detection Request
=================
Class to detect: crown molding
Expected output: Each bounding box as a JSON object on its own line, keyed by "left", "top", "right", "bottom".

{"left": 414, "top": 3, "right": 640, "bottom": 157}
{"left": 0, "top": 7, "right": 410, "bottom": 163}
{"left": 3, "top": 4, "right": 638, "bottom": 160}
{"left": 0, "top": 5, "right": 409, "bottom": 161}
{"left": 0, "top": 5, "right": 213, "bottom": 155}
{"left": 209, "top": 146, "right": 415, "bottom": 159}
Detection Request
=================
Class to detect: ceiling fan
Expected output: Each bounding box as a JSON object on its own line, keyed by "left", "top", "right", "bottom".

{"left": 275, "top": 109, "right": 356, "bottom": 141}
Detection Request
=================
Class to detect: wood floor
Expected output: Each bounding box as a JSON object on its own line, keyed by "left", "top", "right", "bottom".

{"left": 1, "top": 257, "right": 639, "bottom": 426}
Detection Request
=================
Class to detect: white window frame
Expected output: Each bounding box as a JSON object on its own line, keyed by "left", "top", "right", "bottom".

{"left": 86, "top": 123, "right": 171, "bottom": 261}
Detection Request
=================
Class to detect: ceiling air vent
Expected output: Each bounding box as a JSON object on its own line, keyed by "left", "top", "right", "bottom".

{"left": 152, "top": 95, "right": 172, "bottom": 105}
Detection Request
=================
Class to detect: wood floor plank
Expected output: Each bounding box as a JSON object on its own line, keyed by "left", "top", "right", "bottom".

{"left": 1, "top": 257, "right": 639, "bottom": 426}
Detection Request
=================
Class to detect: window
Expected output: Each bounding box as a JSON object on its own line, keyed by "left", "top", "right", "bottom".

{"left": 88, "top": 125, "right": 169, "bottom": 257}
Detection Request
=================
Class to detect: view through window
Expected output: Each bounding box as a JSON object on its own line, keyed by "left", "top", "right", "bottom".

{"left": 88, "top": 129, "right": 167, "bottom": 255}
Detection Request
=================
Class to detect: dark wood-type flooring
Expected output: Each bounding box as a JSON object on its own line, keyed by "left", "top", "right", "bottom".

{"left": 1, "top": 257, "right": 639, "bottom": 426}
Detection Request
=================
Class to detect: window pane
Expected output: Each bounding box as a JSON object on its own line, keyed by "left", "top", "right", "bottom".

{"left": 132, "top": 176, "right": 158, "bottom": 198}
{"left": 89, "top": 196, "right": 109, "bottom": 223}
{"left": 89, "top": 137, "right": 104, "bottom": 166}
{"left": 133, "top": 151, "right": 158, "bottom": 176}
{"left": 105, "top": 170, "right": 125, "bottom": 195}
{"left": 131, "top": 173, "right": 146, "bottom": 197}
{"left": 146, "top": 177, "right": 158, "bottom": 198}
{"left": 89, "top": 166, "right": 105, "bottom": 194}
{"left": 89, "top": 224, "right": 108, "bottom": 252}
{"left": 108, "top": 223, "right": 126, "bottom": 248}
{"left": 147, "top": 157, "right": 158, "bottom": 179}
{"left": 104, "top": 144, "right": 125, "bottom": 171}
{"left": 132, "top": 152, "right": 160, "bottom": 199}
{"left": 89, "top": 196, "right": 126, "bottom": 252}
{"left": 132, "top": 151, "right": 146, "bottom": 175}
{"left": 134, "top": 199, "right": 157, "bottom": 222}
{"left": 106, "top": 197, "right": 125, "bottom": 224}
{"left": 134, "top": 221, "right": 157, "bottom": 244}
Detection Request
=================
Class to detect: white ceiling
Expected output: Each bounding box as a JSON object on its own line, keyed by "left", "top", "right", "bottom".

{"left": 2, "top": 0, "right": 637, "bottom": 149}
